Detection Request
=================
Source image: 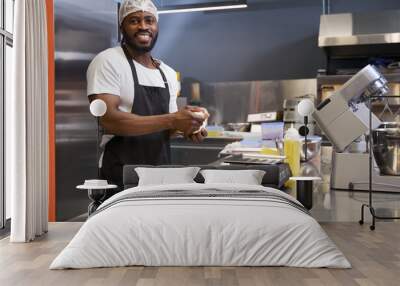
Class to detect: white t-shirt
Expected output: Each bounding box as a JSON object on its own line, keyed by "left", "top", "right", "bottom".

{"left": 87, "top": 46, "right": 179, "bottom": 113}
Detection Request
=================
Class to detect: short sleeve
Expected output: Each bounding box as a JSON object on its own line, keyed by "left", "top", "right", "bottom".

{"left": 164, "top": 68, "right": 179, "bottom": 113}
{"left": 168, "top": 80, "right": 179, "bottom": 113}
{"left": 87, "top": 54, "right": 120, "bottom": 97}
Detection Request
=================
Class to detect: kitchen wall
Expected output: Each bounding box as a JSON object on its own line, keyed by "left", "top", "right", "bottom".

{"left": 153, "top": 0, "right": 400, "bottom": 84}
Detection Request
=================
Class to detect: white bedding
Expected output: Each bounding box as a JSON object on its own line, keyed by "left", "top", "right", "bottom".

{"left": 50, "top": 183, "right": 351, "bottom": 269}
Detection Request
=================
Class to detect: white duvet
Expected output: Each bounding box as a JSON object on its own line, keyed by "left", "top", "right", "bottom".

{"left": 50, "top": 183, "right": 350, "bottom": 269}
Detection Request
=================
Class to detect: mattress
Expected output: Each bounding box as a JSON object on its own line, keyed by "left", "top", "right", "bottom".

{"left": 50, "top": 183, "right": 351, "bottom": 269}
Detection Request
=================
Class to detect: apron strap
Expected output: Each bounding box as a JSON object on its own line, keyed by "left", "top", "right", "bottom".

{"left": 121, "top": 43, "right": 170, "bottom": 91}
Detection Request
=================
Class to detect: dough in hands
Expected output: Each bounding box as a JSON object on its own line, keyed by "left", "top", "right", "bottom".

{"left": 192, "top": 110, "right": 208, "bottom": 134}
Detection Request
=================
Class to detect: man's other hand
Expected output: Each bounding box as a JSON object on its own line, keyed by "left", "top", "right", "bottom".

{"left": 188, "top": 128, "right": 208, "bottom": 143}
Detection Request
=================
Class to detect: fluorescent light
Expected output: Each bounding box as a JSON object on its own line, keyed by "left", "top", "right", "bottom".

{"left": 159, "top": 4, "right": 247, "bottom": 14}
{"left": 158, "top": 1, "right": 247, "bottom": 14}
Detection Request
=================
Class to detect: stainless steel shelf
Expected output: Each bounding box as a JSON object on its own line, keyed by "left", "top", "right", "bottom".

{"left": 317, "top": 73, "right": 400, "bottom": 84}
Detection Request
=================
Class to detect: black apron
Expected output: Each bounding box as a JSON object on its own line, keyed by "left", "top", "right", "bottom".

{"left": 100, "top": 44, "right": 171, "bottom": 188}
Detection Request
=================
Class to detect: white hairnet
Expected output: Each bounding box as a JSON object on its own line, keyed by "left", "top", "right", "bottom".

{"left": 119, "top": 0, "right": 158, "bottom": 25}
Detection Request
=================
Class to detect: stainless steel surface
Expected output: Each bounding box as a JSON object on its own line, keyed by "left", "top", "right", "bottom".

{"left": 301, "top": 136, "right": 321, "bottom": 162}
{"left": 55, "top": 0, "right": 118, "bottom": 221}
{"left": 373, "top": 123, "right": 400, "bottom": 176}
{"left": 363, "top": 77, "right": 389, "bottom": 101}
{"left": 201, "top": 79, "right": 316, "bottom": 125}
{"left": 170, "top": 137, "right": 240, "bottom": 165}
{"left": 319, "top": 10, "right": 400, "bottom": 47}
{"left": 283, "top": 99, "right": 299, "bottom": 123}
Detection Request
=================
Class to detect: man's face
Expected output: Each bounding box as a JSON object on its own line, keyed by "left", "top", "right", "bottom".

{"left": 121, "top": 11, "right": 158, "bottom": 53}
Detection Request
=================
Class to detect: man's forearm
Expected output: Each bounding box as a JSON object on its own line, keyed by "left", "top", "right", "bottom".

{"left": 100, "top": 111, "right": 175, "bottom": 136}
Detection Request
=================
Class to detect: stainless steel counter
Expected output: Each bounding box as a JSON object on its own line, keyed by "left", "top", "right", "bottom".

{"left": 170, "top": 137, "right": 241, "bottom": 165}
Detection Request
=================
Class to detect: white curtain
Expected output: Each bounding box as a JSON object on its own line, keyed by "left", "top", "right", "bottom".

{"left": 8, "top": 0, "right": 49, "bottom": 242}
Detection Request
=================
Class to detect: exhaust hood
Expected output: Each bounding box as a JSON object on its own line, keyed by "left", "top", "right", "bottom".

{"left": 319, "top": 10, "right": 400, "bottom": 47}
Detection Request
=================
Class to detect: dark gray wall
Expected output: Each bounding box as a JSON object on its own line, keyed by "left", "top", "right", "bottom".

{"left": 153, "top": 0, "right": 400, "bottom": 83}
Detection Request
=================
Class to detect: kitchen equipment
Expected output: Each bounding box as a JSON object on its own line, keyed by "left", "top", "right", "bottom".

{"left": 298, "top": 98, "right": 315, "bottom": 161}
{"left": 247, "top": 111, "right": 282, "bottom": 123}
{"left": 299, "top": 162, "right": 321, "bottom": 177}
{"left": 275, "top": 136, "right": 321, "bottom": 162}
{"left": 226, "top": 122, "right": 251, "bottom": 132}
{"left": 190, "top": 82, "right": 201, "bottom": 105}
{"left": 284, "top": 125, "right": 301, "bottom": 190}
{"left": 283, "top": 99, "right": 301, "bottom": 123}
{"left": 313, "top": 65, "right": 387, "bottom": 152}
{"left": 300, "top": 136, "right": 322, "bottom": 162}
{"left": 372, "top": 122, "right": 400, "bottom": 176}
{"left": 313, "top": 65, "right": 400, "bottom": 192}
{"left": 283, "top": 95, "right": 316, "bottom": 135}
{"left": 261, "top": 122, "right": 284, "bottom": 140}
{"left": 223, "top": 154, "right": 284, "bottom": 165}
{"left": 313, "top": 65, "right": 400, "bottom": 230}
{"left": 89, "top": 99, "right": 107, "bottom": 177}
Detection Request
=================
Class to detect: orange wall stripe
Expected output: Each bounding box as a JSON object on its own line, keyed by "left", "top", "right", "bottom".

{"left": 46, "top": 0, "right": 56, "bottom": 222}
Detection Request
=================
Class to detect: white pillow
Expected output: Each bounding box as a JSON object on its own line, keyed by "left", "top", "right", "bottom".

{"left": 200, "top": 169, "right": 266, "bottom": 185}
{"left": 135, "top": 167, "right": 200, "bottom": 186}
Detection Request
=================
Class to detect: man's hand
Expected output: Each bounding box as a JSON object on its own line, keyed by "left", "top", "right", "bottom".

{"left": 171, "top": 105, "right": 210, "bottom": 140}
{"left": 188, "top": 128, "right": 208, "bottom": 143}
{"left": 172, "top": 108, "right": 204, "bottom": 136}
{"left": 185, "top": 106, "right": 210, "bottom": 119}
{"left": 184, "top": 106, "right": 209, "bottom": 143}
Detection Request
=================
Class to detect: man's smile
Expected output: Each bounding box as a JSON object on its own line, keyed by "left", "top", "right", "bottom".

{"left": 135, "top": 32, "right": 152, "bottom": 43}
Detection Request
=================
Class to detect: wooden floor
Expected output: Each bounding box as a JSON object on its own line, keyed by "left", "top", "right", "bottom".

{"left": 0, "top": 222, "right": 399, "bottom": 286}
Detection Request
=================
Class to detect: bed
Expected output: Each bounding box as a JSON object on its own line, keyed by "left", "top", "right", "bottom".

{"left": 50, "top": 165, "right": 350, "bottom": 269}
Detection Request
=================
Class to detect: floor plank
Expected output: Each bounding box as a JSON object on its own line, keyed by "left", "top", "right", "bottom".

{"left": 0, "top": 222, "right": 399, "bottom": 286}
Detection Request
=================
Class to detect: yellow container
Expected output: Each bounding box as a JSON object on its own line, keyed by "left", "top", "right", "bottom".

{"left": 260, "top": 147, "right": 280, "bottom": 156}
{"left": 284, "top": 139, "right": 301, "bottom": 175}
{"left": 205, "top": 126, "right": 224, "bottom": 138}
{"left": 283, "top": 125, "right": 301, "bottom": 189}
{"left": 207, "top": 131, "right": 223, "bottom": 137}
{"left": 284, "top": 139, "right": 301, "bottom": 189}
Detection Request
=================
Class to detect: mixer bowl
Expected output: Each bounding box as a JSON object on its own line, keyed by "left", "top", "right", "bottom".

{"left": 372, "top": 122, "right": 400, "bottom": 176}
{"left": 300, "top": 136, "right": 322, "bottom": 162}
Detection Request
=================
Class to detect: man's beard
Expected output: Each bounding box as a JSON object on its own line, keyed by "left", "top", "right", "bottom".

{"left": 122, "top": 30, "right": 158, "bottom": 53}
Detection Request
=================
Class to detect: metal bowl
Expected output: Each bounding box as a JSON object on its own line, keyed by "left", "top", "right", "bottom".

{"left": 226, "top": 123, "right": 251, "bottom": 132}
{"left": 300, "top": 136, "right": 322, "bottom": 162}
{"left": 372, "top": 122, "right": 400, "bottom": 176}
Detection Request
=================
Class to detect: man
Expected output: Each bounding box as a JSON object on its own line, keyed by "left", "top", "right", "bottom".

{"left": 87, "top": 0, "right": 208, "bottom": 188}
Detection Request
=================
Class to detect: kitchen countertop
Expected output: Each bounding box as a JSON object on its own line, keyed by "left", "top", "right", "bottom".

{"left": 171, "top": 136, "right": 242, "bottom": 146}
